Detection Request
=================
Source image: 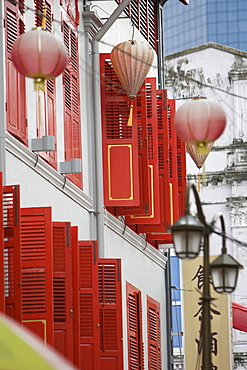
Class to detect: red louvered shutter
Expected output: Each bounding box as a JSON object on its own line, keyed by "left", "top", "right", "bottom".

{"left": 115, "top": 83, "right": 151, "bottom": 216}
{"left": 0, "top": 174, "right": 4, "bottom": 313}
{"left": 100, "top": 53, "right": 140, "bottom": 207}
{"left": 147, "top": 296, "right": 161, "bottom": 370}
{"left": 78, "top": 241, "right": 100, "bottom": 370}
{"left": 138, "top": 89, "right": 172, "bottom": 236}
{"left": 5, "top": 1, "right": 27, "bottom": 145}
{"left": 53, "top": 222, "right": 73, "bottom": 361}
{"left": 3, "top": 185, "right": 22, "bottom": 321}
{"left": 146, "top": 98, "right": 184, "bottom": 244}
{"left": 98, "top": 259, "right": 123, "bottom": 370}
{"left": 20, "top": 207, "right": 53, "bottom": 346}
{"left": 126, "top": 282, "right": 144, "bottom": 370}
{"left": 176, "top": 135, "right": 186, "bottom": 217}
{"left": 71, "top": 226, "right": 80, "bottom": 367}
{"left": 125, "top": 78, "right": 161, "bottom": 225}
{"left": 62, "top": 20, "right": 82, "bottom": 188}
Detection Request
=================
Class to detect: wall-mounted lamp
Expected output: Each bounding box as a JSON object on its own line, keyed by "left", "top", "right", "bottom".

{"left": 31, "top": 135, "right": 55, "bottom": 166}
{"left": 60, "top": 158, "right": 82, "bottom": 188}
{"left": 32, "top": 135, "right": 55, "bottom": 152}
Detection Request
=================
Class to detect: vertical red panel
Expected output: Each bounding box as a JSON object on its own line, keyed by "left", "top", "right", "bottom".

{"left": 100, "top": 53, "right": 140, "bottom": 207}
{"left": 62, "top": 20, "right": 82, "bottom": 188}
{"left": 71, "top": 226, "right": 80, "bottom": 367}
{"left": 20, "top": 207, "right": 54, "bottom": 346}
{"left": 98, "top": 259, "right": 123, "bottom": 370}
{"left": 176, "top": 135, "right": 187, "bottom": 217}
{"left": 78, "top": 241, "right": 100, "bottom": 370}
{"left": 3, "top": 185, "right": 22, "bottom": 321}
{"left": 53, "top": 222, "right": 73, "bottom": 362}
{"left": 125, "top": 78, "right": 161, "bottom": 225}
{"left": 0, "top": 174, "right": 4, "bottom": 313}
{"left": 116, "top": 84, "right": 151, "bottom": 216}
{"left": 147, "top": 296, "right": 161, "bottom": 370}
{"left": 126, "top": 282, "right": 144, "bottom": 370}
{"left": 5, "top": 1, "right": 27, "bottom": 145}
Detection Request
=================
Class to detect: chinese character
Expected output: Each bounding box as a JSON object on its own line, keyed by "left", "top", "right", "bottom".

{"left": 194, "top": 300, "right": 221, "bottom": 321}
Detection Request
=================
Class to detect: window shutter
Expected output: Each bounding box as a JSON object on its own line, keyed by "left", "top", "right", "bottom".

{"left": 176, "top": 135, "right": 186, "bottom": 217}
{"left": 71, "top": 226, "right": 80, "bottom": 367}
{"left": 20, "top": 207, "right": 54, "bottom": 346}
{"left": 53, "top": 222, "right": 73, "bottom": 362}
{"left": 115, "top": 83, "right": 151, "bottom": 216}
{"left": 138, "top": 89, "right": 170, "bottom": 234}
{"left": 5, "top": 1, "right": 27, "bottom": 145}
{"left": 147, "top": 296, "right": 161, "bottom": 370}
{"left": 145, "top": 98, "right": 184, "bottom": 244}
{"left": 78, "top": 241, "right": 100, "bottom": 370}
{"left": 125, "top": 78, "right": 161, "bottom": 225}
{"left": 126, "top": 282, "right": 144, "bottom": 370}
{"left": 115, "top": 0, "right": 158, "bottom": 51}
{"left": 98, "top": 259, "right": 123, "bottom": 370}
{"left": 0, "top": 174, "right": 4, "bottom": 313}
{"left": 62, "top": 20, "right": 82, "bottom": 188}
{"left": 100, "top": 53, "right": 140, "bottom": 207}
{"left": 3, "top": 184, "right": 22, "bottom": 321}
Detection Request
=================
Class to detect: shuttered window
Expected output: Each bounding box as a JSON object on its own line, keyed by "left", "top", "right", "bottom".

{"left": 126, "top": 282, "right": 144, "bottom": 370}
{"left": 20, "top": 207, "right": 54, "bottom": 346}
{"left": 100, "top": 53, "right": 140, "bottom": 207}
{"left": 78, "top": 241, "right": 100, "bottom": 369}
{"left": 53, "top": 222, "right": 73, "bottom": 362}
{"left": 3, "top": 184, "right": 21, "bottom": 321}
{"left": 115, "top": 0, "right": 158, "bottom": 51}
{"left": 5, "top": 0, "right": 27, "bottom": 145}
{"left": 98, "top": 259, "right": 123, "bottom": 370}
{"left": 147, "top": 296, "right": 161, "bottom": 370}
{"left": 62, "top": 20, "right": 82, "bottom": 188}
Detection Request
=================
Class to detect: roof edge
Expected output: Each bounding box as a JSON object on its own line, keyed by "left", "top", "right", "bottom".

{"left": 165, "top": 42, "right": 247, "bottom": 60}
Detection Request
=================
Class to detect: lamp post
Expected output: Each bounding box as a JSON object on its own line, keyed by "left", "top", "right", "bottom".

{"left": 171, "top": 182, "right": 243, "bottom": 370}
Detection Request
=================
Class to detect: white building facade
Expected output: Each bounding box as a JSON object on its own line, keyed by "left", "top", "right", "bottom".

{"left": 165, "top": 43, "right": 247, "bottom": 369}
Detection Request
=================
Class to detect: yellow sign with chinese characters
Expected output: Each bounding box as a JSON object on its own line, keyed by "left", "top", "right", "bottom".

{"left": 182, "top": 256, "right": 232, "bottom": 370}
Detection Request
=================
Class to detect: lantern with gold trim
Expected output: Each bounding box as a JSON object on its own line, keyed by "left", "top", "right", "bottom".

{"left": 174, "top": 98, "right": 226, "bottom": 155}
{"left": 110, "top": 40, "right": 154, "bottom": 126}
{"left": 11, "top": 19, "right": 68, "bottom": 91}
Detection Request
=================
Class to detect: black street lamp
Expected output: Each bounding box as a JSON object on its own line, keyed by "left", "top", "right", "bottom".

{"left": 171, "top": 182, "right": 243, "bottom": 370}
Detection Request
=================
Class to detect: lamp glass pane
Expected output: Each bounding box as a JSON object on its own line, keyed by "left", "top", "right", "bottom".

{"left": 211, "top": 266, "right": 238, "bottom": 293}
{"left": 173, "top": 230, "right": 201, "bottom": 259}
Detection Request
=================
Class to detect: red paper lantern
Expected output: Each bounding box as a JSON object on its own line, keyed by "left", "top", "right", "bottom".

{"left": 174, "top": 98, "right": 226, "bottom": 154}
{"left": 11, "top": 27, "right": 68, "bottom": 90}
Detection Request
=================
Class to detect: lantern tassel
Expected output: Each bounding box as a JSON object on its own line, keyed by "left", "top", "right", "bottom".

{"left": 34, "top": 78, "right": 46, "bottom": 92}
{"left": 198, "top": 172, "right": 201, "bottom": 192}
{"left": 127, "top": 104, "right": 134, "bottom": 127}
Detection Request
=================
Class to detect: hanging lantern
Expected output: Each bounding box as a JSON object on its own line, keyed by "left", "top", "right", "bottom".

{"left": 110, "top": 40, "right": 154, "bottom": 126}
{"left": 11, "top": 27, "right": 68, "bottom": 91}
{"left": 174, "top": 98, "right": 226, "bottom": 154}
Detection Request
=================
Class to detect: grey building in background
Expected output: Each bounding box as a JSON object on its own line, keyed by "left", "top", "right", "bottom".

{"left": 164, "top": 0, "right": 247, "bottom": 55}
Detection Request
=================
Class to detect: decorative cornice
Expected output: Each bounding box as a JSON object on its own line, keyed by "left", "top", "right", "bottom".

{"left": 105, "top": 211, "right": 167, "bottom": 269}
{"left": 82, "top": 11, "right": 103, "bottom": 40}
